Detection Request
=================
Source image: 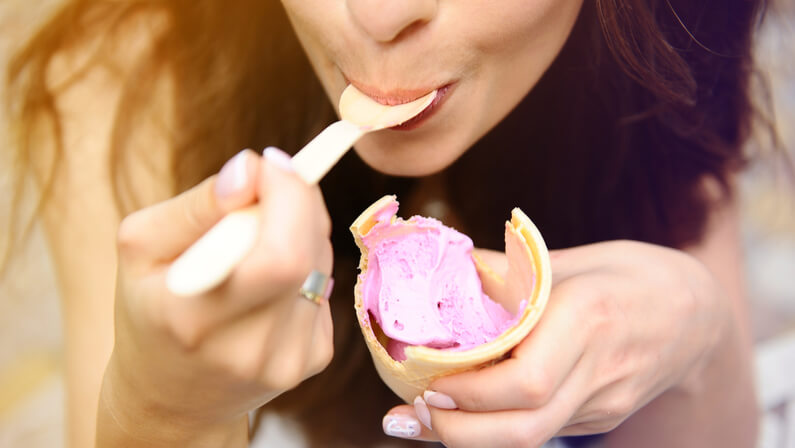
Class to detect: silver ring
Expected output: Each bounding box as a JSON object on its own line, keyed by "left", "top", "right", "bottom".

{"left": 299, "top": 270, "right": 333, "bottom": 305}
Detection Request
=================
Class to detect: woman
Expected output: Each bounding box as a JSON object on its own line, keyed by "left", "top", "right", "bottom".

{"left": 4, "top": 0, "right": 762, "bottom": 446}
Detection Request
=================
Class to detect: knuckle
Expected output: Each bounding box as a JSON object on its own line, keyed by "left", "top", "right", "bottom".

{"left": 139, "top": 291, "right": 169, "bottom": 333}
{"left": 167, "top": 317, "right": 204, "bottom": 351}
{"left": 180, "top": 186, "right": 209, "bottom": 233}
{"left": 214, "top": 336, "right": 273, "bottom": 383}
{"left": 674, "top": 277, "right": 700, "bottom": 316}
{"left": 518, "top": 370, "right": 554, "bottom": 406}
{"left": 116, "top": 212, "right": 144, "bottom": 255}
{"left": 315, "top": 198, "right": 331, "bottom": 238}
{"left": 322, "top": 241, "right": 334, "bottom": 273}
{"left": 309, "top": 338, "right": 334, "bottom": 375}
{"left": 160, "top": 305, "right": 208, "bottom": 351}
{"left": 319, "top": 207, "right": 332, "bottom": 238}
{"left": 260, "top": 354, "right": 305, "bottom": 391}
{"left": 265, "top": 374, "right": 302, "bottom": 393}
{"left": 228, "top": 352, "right": 266, "bottom": 382}
{"left": 463, "top": 390, "right": 489, "bottom": 411}
{"left": 263, "top": 245, "right": 313, "bottom": 287}
{"left": 582, "top": 289, "right": 613, "bottom": 335}
{"left": 604, "top": 392, "right": 635, "bottom": 419}
{"left": 310, "top": 192, "right": 332, "bottom": 237}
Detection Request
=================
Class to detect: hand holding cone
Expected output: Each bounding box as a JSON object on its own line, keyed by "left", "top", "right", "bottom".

{"left": 350, "top": 195, "right": 552, "bottom": 403}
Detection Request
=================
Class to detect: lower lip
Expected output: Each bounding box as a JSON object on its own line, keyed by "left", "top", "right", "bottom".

{"left": 390, "top": 83, "right": 454, "bottom": 131}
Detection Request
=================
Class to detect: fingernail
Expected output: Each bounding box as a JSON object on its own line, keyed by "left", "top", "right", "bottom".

{"left": 424, "top": 390, "right": 457, "bottom": 410}
{"left": 414, "top": 396, "right": 432, "bottom": 430}
{"left": 215, "top": 149, "right": 251, "bottom": 198}
{"left": 263, "top": 146, "right": 295, "bottom": 172}
{"left": 382, "top": 414, "right": 421, "bottom": 439}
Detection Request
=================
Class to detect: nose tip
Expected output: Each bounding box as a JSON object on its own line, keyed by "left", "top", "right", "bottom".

{"left": 347, "top": 0, "right": 437, "bottom": 43}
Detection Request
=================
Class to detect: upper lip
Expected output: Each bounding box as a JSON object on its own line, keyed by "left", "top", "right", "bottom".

{"left": 346, "top": 78, "right": 443, "bottom": 106}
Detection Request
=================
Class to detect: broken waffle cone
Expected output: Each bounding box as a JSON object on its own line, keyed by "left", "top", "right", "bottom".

{"left": 350, "top": 195, "right": 552, "bottom": 403}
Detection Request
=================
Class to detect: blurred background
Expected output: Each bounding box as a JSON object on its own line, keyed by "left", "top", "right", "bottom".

{"left": 1, "top": 1, "right": 793, "bottom": 447}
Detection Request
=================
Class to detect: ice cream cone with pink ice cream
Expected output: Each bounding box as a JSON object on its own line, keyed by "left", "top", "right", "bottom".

{"left": 350, "top": 195, "right": 552, "bottom": 403}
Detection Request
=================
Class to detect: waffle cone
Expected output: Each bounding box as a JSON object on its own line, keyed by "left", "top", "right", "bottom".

{"left": 350, "top": 195, "right": 551, "bottom": 403}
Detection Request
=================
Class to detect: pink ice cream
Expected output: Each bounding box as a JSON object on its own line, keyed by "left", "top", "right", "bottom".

{"left": 360, "top": 204, "right": 520, "bottom": 361}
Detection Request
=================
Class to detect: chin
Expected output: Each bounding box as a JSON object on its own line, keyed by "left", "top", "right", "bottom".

{"left": 351, "top": 126, "right": 474, "bottom": 177}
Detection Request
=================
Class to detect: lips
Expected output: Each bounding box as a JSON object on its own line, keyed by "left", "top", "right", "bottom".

{"left": 341, "top": 72, "right": 455, "bottom": 131}
{"left": 346, "top": 79, "right": 440, "bottom": 106}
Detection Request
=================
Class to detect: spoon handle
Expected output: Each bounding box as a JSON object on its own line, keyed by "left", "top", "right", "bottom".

{"left": 166, "top": 120, "right": 365, "bottom": 296}
{"left": 292, "top": 120, "right": 364, "bottom": 184}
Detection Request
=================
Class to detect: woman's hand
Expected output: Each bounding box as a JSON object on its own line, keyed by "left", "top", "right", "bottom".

{"left": 382, "top": 240, "right": 732, "bottom": 447}
{"left": 97, "top": 148, "right": 335, "bottom": 446}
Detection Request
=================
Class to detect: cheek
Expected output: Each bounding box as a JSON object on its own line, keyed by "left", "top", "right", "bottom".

{"left": 280, "top": 1, "right": 347, "bottom": 102}
{"left": 466, "top": 0, "right": 584, "bottom": 121}
{"left": 461, "top": 0, "right": 583, "bottom": 84}
{"left": 461, "top": 0, "right": 574, "bottom": 48}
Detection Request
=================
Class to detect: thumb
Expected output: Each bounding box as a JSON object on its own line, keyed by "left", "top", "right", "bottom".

{"left": 547, "top": 246, "right": 594, "bottom": 285}
{"left": 118, "top": 149, "right": 260, "bottom": 263}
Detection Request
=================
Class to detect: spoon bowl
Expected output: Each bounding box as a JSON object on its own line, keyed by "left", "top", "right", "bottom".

{"left": 339, "top": 85, "right": 436, "bottom": 130}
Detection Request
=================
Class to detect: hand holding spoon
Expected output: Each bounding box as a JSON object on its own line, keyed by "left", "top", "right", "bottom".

{"left": 166, "top": 85, "right": 436, "bottom": 296}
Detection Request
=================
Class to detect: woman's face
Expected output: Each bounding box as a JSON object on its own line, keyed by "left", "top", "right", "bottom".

{"left": 281, "top": 0, "right": 583, "bottom": 176}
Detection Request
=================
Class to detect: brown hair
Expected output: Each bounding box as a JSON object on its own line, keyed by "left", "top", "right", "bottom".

{"left": 440, "top": 0, "right": 766, "bottom": 252}
{"left": 5, "top": 0, "right": 768, "bottom": 446}
{"left": 3, "top": 1, "right": 331, "bottom": 268}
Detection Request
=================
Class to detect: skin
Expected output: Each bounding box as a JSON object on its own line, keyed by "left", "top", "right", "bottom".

{"left": 97, "top": 149, "right": 335, "bottom": 447}
{"left": 34, "top": 0, "right": 756, "bottom": 447}
{"left": 282, "top": 0, "right": 584, "bottom": 176}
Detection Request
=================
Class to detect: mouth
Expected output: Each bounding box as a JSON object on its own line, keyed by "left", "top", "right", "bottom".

{"left": 345, "top": 79, "right": 440, "bottom": 105}
{"left": 342, "top": 75, "right": 456, "bottom": 131}
{"left": 389, "top": 83, "right": 453, "bottom": 131}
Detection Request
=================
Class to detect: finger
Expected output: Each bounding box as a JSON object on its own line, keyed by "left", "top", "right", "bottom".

{"left": 303, "top": 293, "right": 335, "bottom": 377}
{"left": 160, "top": 149, "right": 333, "bottom": 344}
{"left": 163, "top": 239, "right": 333, "bottom": 347}
{"left": 197, "top": 285, "right": 328, "bottom": 390}
{"left": 557, "top": 421, "right": 613, "bottom": 437}
{"left": 213, "top": 149, "right": 262, "bottom": 211}
{"left": 264, "top": 281, "right": 334, "bottom": 383}
{"left": 197, "top": 297, "right": 284, "bottom": 384}
{"left": 472, "top": 248, "right": 508, "bottom": 277}
{"left": 232, "top": 147, "right": 332, "bottom": 296}
{"left": 548, "top": 244, "right": 621, "bottom": 285}
{"left": 556, "top": 379, "right": 639, "bottom": 436}
{"left": 420, "top": 368, "right": 590, "bottom": 448}
{"left": 393, "top": 397, "right": 568, "bottom": 448}
{"left": 428, "top": 285, "right": 588, "bottom": 412}
{"left": 548, "top": 247, "right": 593, "bottom": 285}
{"left": 118, "top": 149, "right": 260, "bottom": 263}
{"left": 381, "top": 405, "right": 439, "bottom": 442}
{"left": 194, "top": 294, "right": 326, "bottom": 411}
{"left": 421, "top": 409, "right": 556, "bottom": 448}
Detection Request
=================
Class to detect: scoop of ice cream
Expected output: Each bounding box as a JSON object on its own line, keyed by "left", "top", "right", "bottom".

{"left": 360, "top": 209, "right": 519, "bottom": 361}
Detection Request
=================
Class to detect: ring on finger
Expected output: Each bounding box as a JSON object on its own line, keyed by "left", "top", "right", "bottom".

{"left": 299, "top": 269, "right": 334, "bottom": 305}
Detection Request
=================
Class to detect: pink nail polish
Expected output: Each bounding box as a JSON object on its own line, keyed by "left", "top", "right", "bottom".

{"left": 263, "top": 146, "right": 295, "bottom": 172}
{"left": 424, "top": 390, "right": 457, "bottom": 410}
{"left": 215, "top": 149, "right": 250, "bottom": 198}
{"left": 414, "top": 396, "right": 432, "bottom": 430}
{"left": 382, "top": 414, "right": 421, "bottom": 439}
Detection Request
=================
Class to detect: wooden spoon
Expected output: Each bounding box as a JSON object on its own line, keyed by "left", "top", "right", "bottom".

{"left": 166, "top": 85, "right": 437, "bottom": 296}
